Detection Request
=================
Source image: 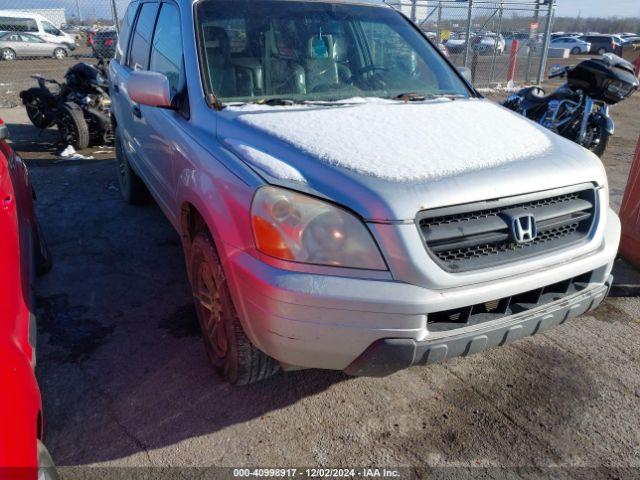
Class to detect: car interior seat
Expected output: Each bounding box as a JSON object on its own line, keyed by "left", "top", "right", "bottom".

{"left": 305, "top": 34, "right": 339, "bottom": 92}
{"left": 264, "top": 28, "right": 306, "bottom": 96}
{"left": 204, "top": 26, "right": 253, "bottom": 98}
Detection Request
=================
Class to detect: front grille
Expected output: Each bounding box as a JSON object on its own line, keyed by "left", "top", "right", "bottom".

{"left": 418, "top": 186, "right": 597, "bottom": 272}
{"left": 428, "top": 271, "right": 594, "bottom": 332}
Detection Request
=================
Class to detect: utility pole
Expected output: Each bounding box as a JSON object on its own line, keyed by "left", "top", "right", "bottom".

{"left": 110, "top": 0, "right": 120, "bottom": 32}
{"left": 463, "top": 0, "right": 474, "bottom": 68}
{"left": 525, "top": 0, "right": 540, "bottom": 83}
{"left": 75, "top": 0, "right": 82, "bottom": 23}
{"left": 536, "top": 0, "right": 556, "bottom": 85}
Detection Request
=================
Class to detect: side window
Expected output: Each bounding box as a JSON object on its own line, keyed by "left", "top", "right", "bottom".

{"left": 127, "top": 2, "right": 159, "bottom": 70}
{"left": 149, "top": 3, "right": 183, "bottom": 97}
{"left": 42, "top": 21, "right": 60, "bottom": 35}
{"left": 115, "top": 2, "right": 138, "bottom": 62}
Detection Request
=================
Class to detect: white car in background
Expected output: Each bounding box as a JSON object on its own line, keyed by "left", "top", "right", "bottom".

{"left": 551, "top": 36, "right": 591, "bottom": 55}
{"left": 0, "top": 11, "right": 76, "bottom": 50}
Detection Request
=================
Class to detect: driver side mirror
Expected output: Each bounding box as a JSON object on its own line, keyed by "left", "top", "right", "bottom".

{"left": 127, "top": 71, "right": 173, "bottom": 109}
{"left": 458, "top": 66, "right": 472, "bottom": 84}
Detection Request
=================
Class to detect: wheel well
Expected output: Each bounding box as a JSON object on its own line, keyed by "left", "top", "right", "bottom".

{"left": 180, "top": 203, "right": 210, "bottom": 280}
{"left": 181, "top": 202, "right": 208, "bottom": 247}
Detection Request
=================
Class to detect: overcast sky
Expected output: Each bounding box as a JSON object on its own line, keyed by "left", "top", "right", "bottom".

{"left": 556, "top": 0, "right": 640, "bottom": 18}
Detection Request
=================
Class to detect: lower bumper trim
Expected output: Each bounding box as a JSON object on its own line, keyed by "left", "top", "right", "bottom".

{"left": 344, "top": 276, "right": 612, "bottom": 377}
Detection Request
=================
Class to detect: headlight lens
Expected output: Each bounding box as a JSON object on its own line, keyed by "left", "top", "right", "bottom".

{"left": 251, "top": 186, "right": 387, "bottom": 270}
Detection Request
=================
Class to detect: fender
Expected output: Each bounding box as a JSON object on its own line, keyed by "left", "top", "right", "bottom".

{"left": 593, "top": 111, "right": 615, "bottom": 135}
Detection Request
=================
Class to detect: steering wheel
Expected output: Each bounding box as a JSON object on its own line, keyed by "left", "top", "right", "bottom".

{"left": 347, "top": 65, "right": 389, "bottom": 89}
{"left": 352, "top": 65, "right": 388, "bottom": 78}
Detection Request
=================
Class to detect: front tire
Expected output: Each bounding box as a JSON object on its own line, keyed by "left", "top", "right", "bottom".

{"left": 571, "top": 47, "right": 581, "bottom": 55}
{"left": 584, "top": 122, "right": 610, "bottom": 158}
{"left": 114, "top": 129, "right": 148, "bottom": 204}
{"left": 55, "top": 104, "right": 89, "bottom": 150}
{"left": 1, "top": 48, "right": 16, "bottom": 61}
{"left": 597, "top": 47, "right": 606, "bottom": 56}
{"left": 190, "top": 231, "right": 279, "bottom": 385}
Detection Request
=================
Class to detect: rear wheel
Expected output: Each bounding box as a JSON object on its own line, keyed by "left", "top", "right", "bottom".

{"left": 1, "top": 48, "right": 16, "bottom": 61}
{"left": 114, "top": 128, "right": 148, "bottom": 204}
{"left": 56, "top": 105, "right": 89, "bottom": 150}
{"left": 53, "top": 47, "right": 67, "bottom": 59}
{"left": 21, "top": 88, "right": 54, "bottom": 129}
{"left": 190, "top": 231, "right": 279, "bottom": 385}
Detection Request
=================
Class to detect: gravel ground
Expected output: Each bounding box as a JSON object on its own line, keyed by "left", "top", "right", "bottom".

{"left": 1, "top": 85, "right": 639, "bottom": 479}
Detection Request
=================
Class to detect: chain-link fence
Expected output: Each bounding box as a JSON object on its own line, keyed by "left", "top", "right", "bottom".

{"left": 0, "top": 0, "right": 560, "bottom": 107}
{"left": 389, "top": 0, "right": 557, "bottom": 88}
{"left": 0, "top": 0, "right": 130, "bottom": 107}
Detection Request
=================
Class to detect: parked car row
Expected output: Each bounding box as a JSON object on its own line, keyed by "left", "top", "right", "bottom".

{"left": 444, "top": 31, "right": 505, "bottom": 55}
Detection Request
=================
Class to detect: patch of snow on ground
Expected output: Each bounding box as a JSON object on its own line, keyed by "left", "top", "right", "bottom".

{"left": 225, "top": 139, "right": 306, "bottom": 183}
{"left": 235, "top": 99, "right": 553, "bottom": 182}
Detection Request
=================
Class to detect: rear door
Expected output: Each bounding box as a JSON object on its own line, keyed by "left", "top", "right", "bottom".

{"left": 22, "top": 34, "right": 51, "bottom": 57}
{"left": 109, "top": 1, "right": 159, "bottom": 194}
{"left": 135, "top": 0, "right": 188, "bottom": 216}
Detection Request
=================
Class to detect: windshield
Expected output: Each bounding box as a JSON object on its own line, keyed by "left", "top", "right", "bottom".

{"left": 195, "top": 0, "right": 470, "bottom": 104}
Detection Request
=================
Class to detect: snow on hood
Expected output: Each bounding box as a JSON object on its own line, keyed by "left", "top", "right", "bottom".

{"left": 234, "top": 99, "right": 553, "bottom": 182}
{"left": 224, "top": 139, "right": 307, "bottom": 183}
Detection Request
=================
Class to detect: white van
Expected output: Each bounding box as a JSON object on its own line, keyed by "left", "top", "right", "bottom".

{"left": 0, "top": 11, "right": 76, "bottom": 50}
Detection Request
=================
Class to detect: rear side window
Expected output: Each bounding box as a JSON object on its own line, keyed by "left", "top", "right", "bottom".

{"left": 116, "top": 2, "right": 139, "bottom": 62}
{"left": 149, "top": 3, "right": 184, "bottom": 97}
{"left": 127, "top": 2, "right": 159, "bottom": 70}
{"left": 0, "top": 17, "right": 38, "bottom": 32}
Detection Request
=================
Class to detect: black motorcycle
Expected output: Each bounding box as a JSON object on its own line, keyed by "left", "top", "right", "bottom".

{"left": 19, "top": 62, "right": 112, "bottom": 150}
{"left": 503, "top": 54, "right": 639, "bottom": 157}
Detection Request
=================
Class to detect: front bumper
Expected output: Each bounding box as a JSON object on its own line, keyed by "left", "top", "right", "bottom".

{"left": 345, "top": 277, "right": 612, "bottom": 377}
{"left": 225, "top": 209, "right": 619, "bottom": 373}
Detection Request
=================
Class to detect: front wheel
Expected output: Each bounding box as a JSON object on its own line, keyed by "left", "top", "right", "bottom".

{"left": 571, "top": 47, "right": 581, "bottom": 55}
{"left": 597, "top": 47, "right": 606, "bottom": 56}
{"left": 1, "top": 48, "right": 16, "bottom": 61}
{"left": 583, "top": 122, "right": 610, "bottom": 157}
{"left": 190, "top": 231, "right": 279, "bottom": 385}
{"left": 55, "top": 104, "right": 89, "bottom": 150}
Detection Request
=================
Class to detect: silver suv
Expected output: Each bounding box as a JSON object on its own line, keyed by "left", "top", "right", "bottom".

{"left": 110, "top": 0, "right": 620, "bottom": 384}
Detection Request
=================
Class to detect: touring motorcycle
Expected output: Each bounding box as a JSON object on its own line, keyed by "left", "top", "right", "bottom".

{"left": 20, "top": 61, "right": 112, "bottom": 150}
{"left": 503, "top": 54, "right": 638, "bottom": 157}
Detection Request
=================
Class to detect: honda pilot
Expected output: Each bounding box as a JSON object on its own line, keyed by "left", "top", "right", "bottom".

{"left": 110, "top": 0, "right": 620, "bottom": 384}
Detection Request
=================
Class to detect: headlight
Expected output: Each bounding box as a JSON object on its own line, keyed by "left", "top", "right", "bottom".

{"left": 251, "top": 186, "right": 387, "bottom": 270}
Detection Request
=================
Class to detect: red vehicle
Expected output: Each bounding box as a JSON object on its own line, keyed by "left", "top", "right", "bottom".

{"left": 0, "top": 118, "right": 57, "bottom": 479}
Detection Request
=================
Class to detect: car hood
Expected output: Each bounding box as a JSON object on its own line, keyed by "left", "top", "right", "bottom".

{"left": 218, "top": 98, "right": 607, "bottom": 221}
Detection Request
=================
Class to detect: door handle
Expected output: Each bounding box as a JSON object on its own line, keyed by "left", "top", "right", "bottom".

{"left": 132, "top": 105, "right": 142, "bottom": 119}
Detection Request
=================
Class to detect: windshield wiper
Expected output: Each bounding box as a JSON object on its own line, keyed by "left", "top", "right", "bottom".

{"left": 394, "top": 92, "right": 427, "bottom": 102}
{"left": 254, "top": 98, "right": 298, "bottom": 106}
{"left": 393, "top": 92, "right": 466, "bottom": 102}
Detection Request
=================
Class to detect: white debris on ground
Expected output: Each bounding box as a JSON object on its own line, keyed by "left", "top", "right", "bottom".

{"left": 58, "top": 145, "right": 95, "bottom": 160}
{"left": 225, "top": 139, "right": 307, "bottom": 183}
{"left": 234, "top": 98, "right": 553, "bottom": 182}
